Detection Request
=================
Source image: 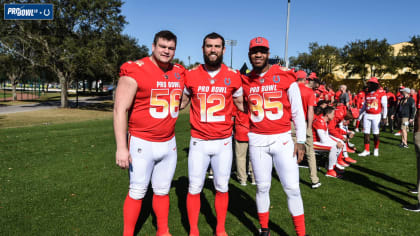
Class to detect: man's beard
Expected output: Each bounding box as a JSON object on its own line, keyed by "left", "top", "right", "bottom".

{"left": 204, "top": 53, "right": 223, "bottom": 68}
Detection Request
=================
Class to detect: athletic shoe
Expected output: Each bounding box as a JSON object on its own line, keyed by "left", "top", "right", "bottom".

{"left": 259, "top": 228, "right": 270, "bottom": 236}
{"left": 337, "top": 159, "right": 350, "bottom": 167}
{"left": 344, "top": 157, "right": 357, "bottom": 164}
{"left": 240, "top": 181, "right": 247, "bottom": 186}
{"left": 355, "top": 128, "right": 359, "bottom": 132}
{"left": 373, "top": 149, "right": 379, "bottom": 157}
{"left": 311, "top": 182, "right": 321, "bottom": 189}
{"left": 348, "top": 142, "right": 355, "bottom": 148}
{"left": 335, "top": 163, "right": 345, "bottom": 170}
{"left": 251, "top": 180, "right": 257, "bottom": 185}
{"left": 334, "top": 166, "right": 345, "bottom": 174}
{"left": 403, "top": 144, "right": 409, "bottom": 148}
{"left": 208, "top": 174, "right": 214, "bottom": 179}
{"left": 346, "top": 147, "right": 356, "bottom": 153}
{"left": 358, "top": 150, "right": 370, "bottom": 157}
{"left": 403, "top": 203, "right": 420, "bottom": 212}
{"left": 326, "top": 169, "right": 342, "bottom": 178}
{"left": 214, "top": 232, "right": 228, "bottom": 236}
{"left": 394, "top": 131, "right": 401, "bottom": 136}
{"left": 409, "top": 189, "right": 419, "bottom": 194}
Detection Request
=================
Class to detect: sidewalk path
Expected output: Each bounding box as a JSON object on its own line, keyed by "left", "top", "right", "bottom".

{"left": 0, "top": 96, "right": 113, "bottom": 115}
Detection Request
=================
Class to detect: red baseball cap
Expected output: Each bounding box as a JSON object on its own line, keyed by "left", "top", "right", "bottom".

{"left": 368, "top": 77, "right": 379, "bottom": 84}
{"left": 249, "top": 37, "right": 269, "bottom": 50}
{"left": 308, "top": 72, "right": 318, "bottom": 79}
{"left": 296, "top": 70, "right": 307, "bottom": 79}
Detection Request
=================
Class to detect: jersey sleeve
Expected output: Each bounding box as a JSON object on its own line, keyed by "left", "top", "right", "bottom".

{"left": 288, "top": 82, "right": 306, "bottom": 143}
{"left": 119, "top": 61, "right": 143, "bottom": 86}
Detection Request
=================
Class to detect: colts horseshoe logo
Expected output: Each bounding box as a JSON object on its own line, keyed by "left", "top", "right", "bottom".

{"left": 224, "top": 77, "right": 231, "bottom": 86}
{"left": 174, "top": 72, "right": 181, "bottom": 80}
{"left": 273, "top": 75, "right": 280, "bottom": 83}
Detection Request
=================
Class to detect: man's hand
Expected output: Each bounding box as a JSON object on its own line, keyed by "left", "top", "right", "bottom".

{"left": 116, "top": 148, "right": 132, "bottom": 169}
{"left": 294, "top": 143, "right": 306, "bottom": 164}
{"left": 337, "top": 141, "right": 344, "bottom": 149}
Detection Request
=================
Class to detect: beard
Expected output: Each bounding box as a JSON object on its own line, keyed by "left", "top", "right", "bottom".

{"left": 204, "top": 53, "right": 223, "bottom": 68}
{"left": 367, "top": 83, "right": 379, "bottom": 92}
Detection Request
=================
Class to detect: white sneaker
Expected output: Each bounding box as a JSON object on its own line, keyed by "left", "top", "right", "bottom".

{"left": 335, "top": 163, "right": 345, "bottom": 170}
{"left": 358, "top": 150, "right": 370, "bottom": 156}
{"left": 355, "top": 128, "right": 359, "bottom": 132}
{"left": 348, "top": 142, "right": 355, "bottom": 148}
{"left": 374, "top": 149, "right": 379, "bottom": 156}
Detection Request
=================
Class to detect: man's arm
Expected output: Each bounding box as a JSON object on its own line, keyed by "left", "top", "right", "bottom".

{"left": 288, "top": 82, "right": 306, "bottom": 163}
{"left": 307, "top": 105, "right": 314, "bottom": 130}
{"left": 180, "top": 91, "right": 191, "bottom": 110}
{"left": 233, "top": 95, "right": 244, "bottom": 112}
{"left": 113, "top": 76, "right": 137, "bottom": 169}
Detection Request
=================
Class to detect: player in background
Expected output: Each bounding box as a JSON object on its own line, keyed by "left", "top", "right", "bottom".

{"left": 296, "top": 70, "right": 320, "bottom": 189}
{"left": 358, "top": 77, "right": 387, "bottom": 157}
{"left": 354, "top": 86, "right": 366, "bottom": 132}
{"left": 233, "top": 105, "right": 255, "bottom": 186}
{"left": 114, "top": 30, "right": 184, "bottom": 236}
{"left": 180, "top": 32, "right": 244, "bottom": 236}
{"left": 384, "top": 87, "right": 397, "bottom": 132}
{"left": 313, "top": 106, "right": 346, "bottom": 178}
{"left": 242, "top": 37, "right": 307, "bottom": 236}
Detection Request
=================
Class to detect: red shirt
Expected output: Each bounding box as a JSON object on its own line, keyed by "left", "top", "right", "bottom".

{"left": 312, "top": 117, "right": 327, "bottom": 143}
{"left": 233, "top": 106, "right": 249, "bottom": 142}
{"left": 119, "top": 57, "right": 185, "bottom": 142}
{"left": 242, "top": 65, "right": 296, "bottom": 135}
{"left": 365, "top": 89, "right": 386, "bottom": 115}
{"left": 328, "top": 105, "right": 347, "bottom": 140}
{"left": 356, "top": 91, "right": 365, "bottom": 109}
{"left": 185, "top": 64, "right": 242, "bottom": 140}
{"left": 298, "top": 83, "right": 316, "bottom": 120}
{"left": 386, "top": 92, "right": 396, "bottom": 108}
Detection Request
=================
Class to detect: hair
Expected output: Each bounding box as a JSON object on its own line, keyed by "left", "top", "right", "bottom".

{"left": 322, "top": 106, "right": 335, "bottom": 116}
{"left": 344, "top": 110, "right": 354, "bottom": 120}
{"left": 153, "top": 30, "right": 177, "bottom": 45}
{"left": 317, "top": 100, "right": 328, "bottom": 108}
{"left": 202, "top": 32, "right": 225, "bottom": 48}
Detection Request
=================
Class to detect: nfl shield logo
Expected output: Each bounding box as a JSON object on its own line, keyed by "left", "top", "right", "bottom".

{"left": 260, "top": 78, "right": 264, "bottom": 83}
{"left": 210, "top": 79, "right": 215, "bottom": 84}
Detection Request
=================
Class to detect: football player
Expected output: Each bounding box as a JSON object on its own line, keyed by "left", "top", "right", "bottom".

{"left": 358, "top": 77, "right": 387, "bottom": 157}
{"left": 242, "top": 37, "right": 307, "bottom": 236}
{"left": 180, "top": 32, "right": 244, "bottom": 236}
{"left": 114, "top": 30, "right": 184, "bottom": 236}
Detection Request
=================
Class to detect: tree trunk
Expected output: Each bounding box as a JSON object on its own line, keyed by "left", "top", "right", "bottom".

{"left": 57, "top": 70, "right": 69, "bottom": 108}
{"left": 8, "top": 74, "right": 18, "bottom": 101}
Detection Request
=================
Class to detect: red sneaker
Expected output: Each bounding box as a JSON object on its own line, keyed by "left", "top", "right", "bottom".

{"left": 344, "top": 157, "right": 357, "bottom": 164}
{"left": 326, "top": 169, "right": 342, "bottom": 178}
{"left": 337, "top": 158, "right": 350, "bottom": 167}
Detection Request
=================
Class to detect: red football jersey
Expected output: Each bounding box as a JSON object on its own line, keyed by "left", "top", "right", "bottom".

{"left": 356, "top": 91, "right": 365, "bottom": 109}
{"left": 312, "top": 117, "right": 327, "bottom": 143}
{"left": 417, "top": 90, "right": 420, "bottom": 109}
{"left": 298, "top": 83, "right": 316, "bottom": 120}
{"left": 233, "top": 106, "right": 249, "bottom": 142}
{"left": 185, "top": 64, "right": 242, "bottom": 140}
{"left": 242, "top": 65, "right": 297, "bottom": 135}
{"left": 365, "top": 89, "right": 386, "bottom": 114}
{"left": 119, "top": 57, "right": 185, "bottom": 142}
{"left": 386, "top": 92, "right": 396, "bottom": 107}
{"left": 328, "top": 105, "right": 347, "bottom": 140}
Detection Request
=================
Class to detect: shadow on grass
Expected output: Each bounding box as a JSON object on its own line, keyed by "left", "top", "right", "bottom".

{"left": 133, "top": 188, "right": 155, "bottom": 235}
{"left": 342, "top": 166, "right": 414, "bottom": 206}
{"left": 76, "top": 102, "right": 113, "bottom": 112}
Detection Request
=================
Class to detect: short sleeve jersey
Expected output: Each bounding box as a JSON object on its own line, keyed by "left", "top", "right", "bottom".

{"left": 242, "top": 65, "right": 296, "bottom": 135}
{"left": 119, "top": 57, "right": 185, "bottom": 142}
{"left": 365, "top": 89, "right": 386, "bottom": 114}
{"left": 298, "top": 83, "right": 316, "bottom": 120}
{"left": 184, "top": 64, "right": 242, "bottom": 140}
{"left": 356, "top": 91, "right": 365, "bottom": 109}
{"left": 312, "top": 117, "right": 327, "bottom": 143}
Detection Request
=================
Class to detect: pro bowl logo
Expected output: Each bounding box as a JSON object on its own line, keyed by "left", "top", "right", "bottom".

{"left": 224, "top": 78, "right": 231, "bottom": 86}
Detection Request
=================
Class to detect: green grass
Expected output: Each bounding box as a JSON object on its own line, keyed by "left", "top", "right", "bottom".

{"left": 1, "top": 114, "right": 420, "bottom": 235}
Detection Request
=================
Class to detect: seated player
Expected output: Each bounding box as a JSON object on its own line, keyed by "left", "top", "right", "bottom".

{"left": 313, "top": 106, "right": 346, "bottom": 178}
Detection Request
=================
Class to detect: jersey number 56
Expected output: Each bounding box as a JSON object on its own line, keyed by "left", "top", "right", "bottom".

{"left": 150, "top": 89, "right": 182, "bottom": 119}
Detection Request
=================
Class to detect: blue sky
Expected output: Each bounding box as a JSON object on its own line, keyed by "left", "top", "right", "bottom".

{"left": 121, "top": 0, "right": 420, "bottom": 70}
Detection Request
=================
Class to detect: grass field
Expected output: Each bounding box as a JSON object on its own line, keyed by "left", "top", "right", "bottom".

{"left": 1, "top": 111, "right": 420, "bottom": 235}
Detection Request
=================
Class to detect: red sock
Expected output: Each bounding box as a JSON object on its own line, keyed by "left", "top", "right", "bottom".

{"left": 258, "top": 211, "right": 269, "bottom": 228}
{"left": 356, "top": 120, "right": 360, "bottom": 128}
{"left": 123, "top": 194, "right": 142, "bottom": 236}
{"left": 215, "top": 191, "right": 229, "bottom": 234}
{"left": 153, "top": 194, "right": 170, "bottom": 235}
{"left": 337, "top": 151, "right": 343, "bottom": 161}
{"left": 374, "top": 139, "right": 380, "bottom": 149}
{"left": 292, "top": 214, "right": 306, "bottom": 236}
{"left": 364, "top": 143, "right": 370, "bottom": 152}
{"left": 187, "top": 193, "right": 201, "bottom": 235}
